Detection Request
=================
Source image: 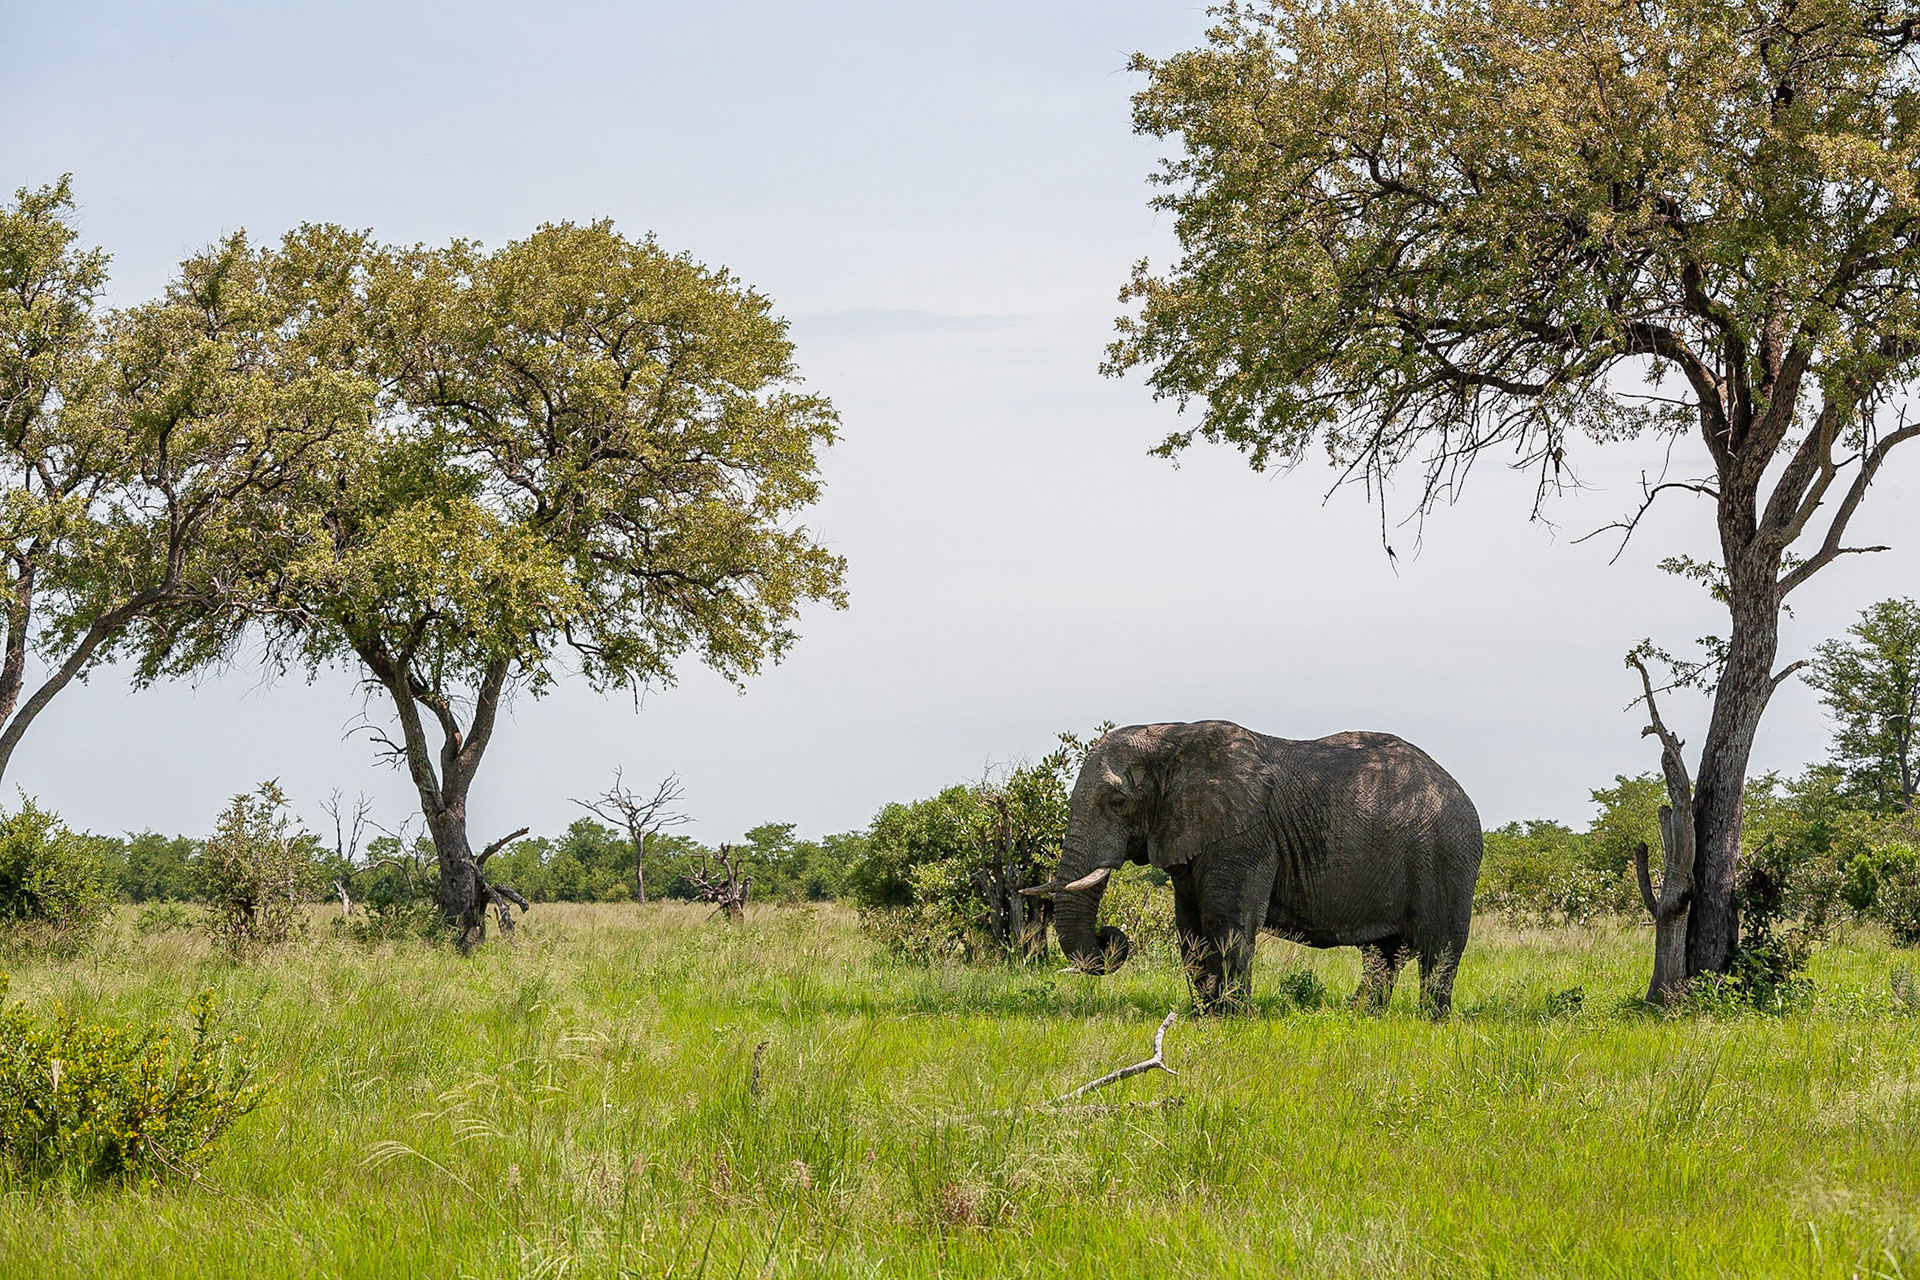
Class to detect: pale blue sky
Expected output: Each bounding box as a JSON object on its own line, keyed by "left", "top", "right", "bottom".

{"left": 4, "top": 1, "right": 1916, "bottom": 847}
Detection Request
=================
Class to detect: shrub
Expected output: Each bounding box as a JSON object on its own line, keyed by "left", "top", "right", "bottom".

{"left": 1874, "top": 847, "right": 1920, "bottom": 946}
{"left": 1274, "top": 967, "right": 1329, "bottom": 1010}
{"left": 1741, "top": 769, "right": 1855, "bottom": 929}
{"left": 0, "top": 798, "right": 111, "bottom": 950}
{"left": 334, "top": 836, "right": 440, "bottom": 945}
{"left": 1840, "top": 840, "right": 1920, "bottom": 932}
{"left": 198, "top": 782, "right": 322, "bottom": 956}
{"left": 0, "top": 976, "right": 263, "bottom": 1188}
{"left": 849, "top": 750, "right": 1074, "bottom": 961}
{"left": 1097, "top": 867, "right": 1177, "bottom": 964}
{"left": 1723, "top": 854, "right": 1817, "bottom": 1009}
{"left": 1475, "top": 821, "right": 1633, "bottom": 922}
{"left": 110, "top": 832, "right": 200, "bottom": 903}
{"left": 133, "top": 902, "right": 195, "bottom": 935}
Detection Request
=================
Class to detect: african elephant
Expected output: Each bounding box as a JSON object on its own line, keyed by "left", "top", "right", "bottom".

{"left": 1023, "top": 721, "right": 1483, "bottom": 1016}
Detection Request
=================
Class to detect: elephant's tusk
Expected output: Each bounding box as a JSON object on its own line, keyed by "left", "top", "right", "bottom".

{"left": 1062, "top": 866, "right": 1112, "bottom": 892}
{"left": 1018, "top": 879, "right": 1061, "bottom": 898}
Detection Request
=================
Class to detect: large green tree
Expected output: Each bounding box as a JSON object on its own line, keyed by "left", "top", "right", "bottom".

{"left": 0, "top": 180, "right": 358, "bottom": 782}
{"left": 1109, "top": 0, "right": 1920, "bottom": 977}
{"left": 1806, "top": 597, "right": 1920, "bottom": 811}
{"left": 156, "top": 221, "right": 846, "bottom": 944}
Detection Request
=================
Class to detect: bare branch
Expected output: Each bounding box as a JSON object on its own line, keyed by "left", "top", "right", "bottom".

{"left": 1771, "top": 658, "right": 1810, "bottom": 689}
{"left": 1626, "top": 649, "right": 1697, "bottom": 1004}
{"left": 476, "top": 827, "right": 529, "bottom": 867}
{"left": 1047, "top": 1009, "right": 1179, "bottom": 1106}
{"left": 1632, "top": 841, "right": 1658, "bottom": 917}
{"left": 1573, "top": 475, "right": 1721, "bottom": 561}
{"left": 1780, "top": 413, "right": 1920, "bottom": 597}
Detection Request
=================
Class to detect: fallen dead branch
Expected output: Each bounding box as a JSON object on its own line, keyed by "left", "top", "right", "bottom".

{"left": 1049, "top": 1008, "right": 1178, "bottom": 1105}
{"left": 940, "top": 1008, "right": 1180, "bottom": 1125}
{"left": 941, "top": 1095, "right": 1186, "bottom": 1127}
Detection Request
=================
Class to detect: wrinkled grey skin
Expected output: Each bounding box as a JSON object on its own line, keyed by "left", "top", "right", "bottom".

{"left": 1051, "top": 721, "right": 1483, "bottom": 1016}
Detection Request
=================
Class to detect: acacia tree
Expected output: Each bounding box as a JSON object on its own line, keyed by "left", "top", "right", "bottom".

{"left": 1806, "top": 597, "right": 1920, "bottom": 811}
{"left": 165, "top": 221, "right": 846, "bottom": 945}
{"left": 0, "top": 180, "right": 359, "bottom": 782}
{"left": 1109, "top": 0, "right": 1920, "bottom": 976}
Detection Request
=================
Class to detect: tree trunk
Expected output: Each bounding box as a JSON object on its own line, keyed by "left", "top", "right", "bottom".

{"left": 357, "top": 643, "right": 511, "bottom": 949}
{"left": 1636, "top": 819, "right": 1692, "bottom": 1003}
{"left": 1685, "top": 552, "right": 1782, "bottom": 976}
{"left": 634, "top": 830, "right": 648, "bottom": 905}
{"left": 430, "top": 805, "right": 486, "bottom": 949}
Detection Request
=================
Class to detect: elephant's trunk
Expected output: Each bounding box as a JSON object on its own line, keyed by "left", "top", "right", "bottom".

{"left": 1051, "top": 805, "right": 1131, "bottom": 974}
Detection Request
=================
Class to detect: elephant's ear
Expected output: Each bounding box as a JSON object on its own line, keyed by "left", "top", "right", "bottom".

{"left": 1146, "top": 730, "right": 1268, "bottom": 870}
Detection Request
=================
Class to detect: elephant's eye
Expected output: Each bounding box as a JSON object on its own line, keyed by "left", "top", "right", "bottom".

{"left": 1106, "top": 792, "right": 1128, "bottom": 813}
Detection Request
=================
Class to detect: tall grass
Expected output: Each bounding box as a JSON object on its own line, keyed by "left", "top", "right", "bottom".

{"left": 3, "top": 904, "right": 1919, "bottom": 1278}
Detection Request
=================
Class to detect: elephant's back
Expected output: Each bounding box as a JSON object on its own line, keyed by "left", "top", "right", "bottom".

{"left": 1295, "top": 731, "right": 1480, "bottom": 833}
{"left": 1279, "top": 730, "right": 1484, "bottom": 917}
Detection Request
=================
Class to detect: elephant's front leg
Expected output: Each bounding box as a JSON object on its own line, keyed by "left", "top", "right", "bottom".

{"left": 1171, "top": 868, "right": 1226, "bottom": 1012}
{"left": 1174, "top": 860, "right": 1263, "bottom": 1015}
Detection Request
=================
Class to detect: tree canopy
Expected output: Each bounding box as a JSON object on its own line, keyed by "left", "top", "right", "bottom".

{"left": 1111, "top": 0, "right": 1920, "bottom": 508}
{"left": 0, "top": 180, "right": 360, "bottom": 782}
{"left": 1109, "top": 0, "right": 1920, "bottom": 977}
{"left": 1807, "top": 597, "right": 1920, "bottom": 811}
{"left": 142, "top": 220, "right": 847, "bottom": 941}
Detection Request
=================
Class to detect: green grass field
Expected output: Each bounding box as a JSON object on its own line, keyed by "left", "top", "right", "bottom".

{"left": 5, "top": 903, "right": 1920, "bottom": 1279}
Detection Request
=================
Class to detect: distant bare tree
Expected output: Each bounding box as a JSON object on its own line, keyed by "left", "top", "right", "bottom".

{"left": 320, "top": 790, "right": 373, "bottom": 916}
{"left": 573, "top": 770, "right": 689, "bottom": 904}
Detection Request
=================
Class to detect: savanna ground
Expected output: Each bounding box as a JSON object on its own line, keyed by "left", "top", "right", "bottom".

{"left": 5, "top": 903, "right": 1920, "bottom": 1279}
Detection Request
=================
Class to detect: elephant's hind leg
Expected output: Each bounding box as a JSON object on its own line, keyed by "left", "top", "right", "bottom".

{"left": 1417, "top": 942, "right": 1461, "bottom": 1019}
{"left": 1352, "top": 936, "right": 1405, "bottom": 1013}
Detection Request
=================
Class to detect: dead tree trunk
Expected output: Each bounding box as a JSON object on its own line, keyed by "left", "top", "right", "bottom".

{"left": 689, "top": 845, "right": 752, "bottom": 922}
{"left": 1630, "top": 654, "right": 1698, "bottom": 1004}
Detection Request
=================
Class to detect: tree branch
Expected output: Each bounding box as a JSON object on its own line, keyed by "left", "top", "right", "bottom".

{"left": 1779, "top": 416, "right": 1920, "bottom": 597}
{"left": 1047, "top": 1009, "right": 1179, "bottom": 1106}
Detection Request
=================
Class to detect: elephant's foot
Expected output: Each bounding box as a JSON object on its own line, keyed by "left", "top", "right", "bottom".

{"left": 1189, "top": 975, "right": 1252, "bottom": 1016}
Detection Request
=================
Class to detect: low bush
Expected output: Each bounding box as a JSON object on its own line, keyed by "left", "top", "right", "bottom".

{"left": 199, "top": 783, "right": 323, "bottom": 957}
{"left": 1717, "top": 855, "right": 1818, "bottom": 1011}
{"left": 332, "top": 837, "right": 444, "bottom": 945}
{"left": 133, "top": 902, "right": 195, "bottom": 935}
{"left": 0, "top": 798, "right": 111, "bottom": 952}
{"left": 0, "top": 976, "right": 263, "bottom": 1189}
{"left": 1876, "top": 849, "right": 1920, "bottom": 946}
{"left": 1475, "top": 820, "right": 1635, "bottom": 923}
{"left": 1273, "top": 967, "right": 1330, "bottom": 1010}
